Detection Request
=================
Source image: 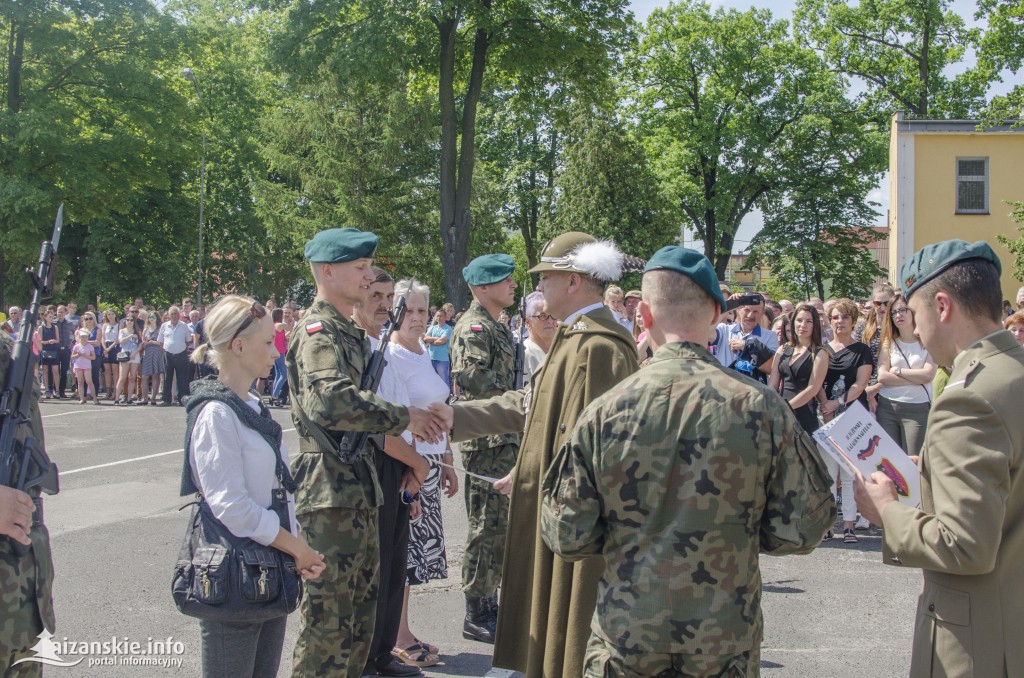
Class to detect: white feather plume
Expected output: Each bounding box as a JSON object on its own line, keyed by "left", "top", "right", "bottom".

{"left": 571, "top": 240, "right": 624, "bottom": 281}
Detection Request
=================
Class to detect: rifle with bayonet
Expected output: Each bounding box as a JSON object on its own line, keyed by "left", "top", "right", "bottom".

{"left": 336, "top": 295, "right": 408, "bottom": 463}
{"left": 0, "top": 206, "right": 63, "bottom": 552}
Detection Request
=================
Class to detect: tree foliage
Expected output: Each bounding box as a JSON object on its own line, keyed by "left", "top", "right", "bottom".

{"left": 748, "top": 108, "right": 887, "bottom": 300}
{"left": 543, "top": 105, "right": 677, "bottom": 260}
{"left": 795, "top": 0, "right": 988, "bottom": 120}
{"left": 627, "top": 1, "right": 852, "bottom": 279}
{"left": 976, "top": 0, "right": 1024, "bottom": 126}
{"left": 996, "top": 202, "right": 1024, "bottom": 283}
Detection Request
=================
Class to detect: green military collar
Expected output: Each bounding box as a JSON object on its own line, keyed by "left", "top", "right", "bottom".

{"left": 466, "top": 300, "right": 499, "bottom": 324}
{"left": 648, "top": 341, "right": 717, "bottom": 365}
{"left": 947, "top": 329, "right": 1021, "bottom": 388}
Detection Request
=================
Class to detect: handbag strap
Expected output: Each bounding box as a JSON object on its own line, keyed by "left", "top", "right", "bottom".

{"left": 892, "top": 340, "right": 932, "bottom": 404}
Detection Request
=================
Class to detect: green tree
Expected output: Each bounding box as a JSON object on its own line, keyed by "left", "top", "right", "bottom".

{"left": 748, "top": 110, "right": 887, "bottom": 300}
{"left": 543, "top": 105, "right": 677, "bottom": 260}
{"left": 627, "top": 1, "right": 846, "bottom": 279}
{"left": 996, "top": 202, "right": 1024, "bottom": 283}
{"left": 794, "top": 0, "right": 986, "bottom": 120}
{"left": 0, "top": 0, "right": 189, "bottom": 308}
{"left": 272, "top": 0, "right": 632, "bottom": 308}
{"left": 977, "top": 0, "right": 1024, "bottom": 126}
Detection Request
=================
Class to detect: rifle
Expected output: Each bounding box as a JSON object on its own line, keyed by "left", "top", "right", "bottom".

{"left": 336, "top": 295, "right": 408, "bottom": 463}
{"left": 512, "top": 291, "right": 527, "bottom": 390}
{"left": 0, "top": 206, "right": 63, "bottom": 550}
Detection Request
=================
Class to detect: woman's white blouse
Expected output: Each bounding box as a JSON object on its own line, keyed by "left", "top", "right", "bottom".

{"left": 189, "top": 395, "right": 297, "bottom": 545}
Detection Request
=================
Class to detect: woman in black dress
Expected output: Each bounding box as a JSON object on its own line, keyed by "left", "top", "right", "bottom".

{"left": 769, "top": 304, "right": 829, "bottom": 434}
{"left": 821, "top": 298, "right": 874, "bottom": 543}
{"left": 37, "top": 308, "right": 60, "bottom": 398}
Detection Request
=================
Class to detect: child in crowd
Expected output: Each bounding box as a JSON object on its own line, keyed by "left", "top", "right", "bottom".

{"left": 71, "top": 329, "right": 98, "bottom": 404}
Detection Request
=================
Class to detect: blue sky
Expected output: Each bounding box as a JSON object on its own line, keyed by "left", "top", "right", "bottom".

{"left": 626, "top": 0, "right": 985, "bottom": 252}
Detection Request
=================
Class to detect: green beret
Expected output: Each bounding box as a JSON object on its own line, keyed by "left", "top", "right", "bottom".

{"left": 304, "top": 228, "right": 378, "bottom": 263}
{"left": 900, "top": 239, "right": 1002, "bottom": 300}
{"left": 644, "top": 246, "right": 727, "bottom": 312}
{"left": 463, "top": 254, "right": 515, "bottom": 286}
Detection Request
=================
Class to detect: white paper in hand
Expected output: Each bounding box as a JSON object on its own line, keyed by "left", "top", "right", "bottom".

{"left": 812, "top": 401, "right": 921, "bottom": 508}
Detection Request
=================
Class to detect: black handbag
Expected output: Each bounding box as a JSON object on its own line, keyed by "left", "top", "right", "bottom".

{"left": 172, "top": 456, "right": 303, "bottom": 622}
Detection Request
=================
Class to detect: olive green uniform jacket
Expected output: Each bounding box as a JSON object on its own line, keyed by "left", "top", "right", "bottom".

{"left": 451, "top": 305, "right": 639, "bottom": 677}
{"left": 881, "top": 330, "right": 1024, "bottom": 678}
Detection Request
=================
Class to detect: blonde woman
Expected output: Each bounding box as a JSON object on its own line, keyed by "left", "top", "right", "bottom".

{"left": 183, "top": 295, "right": 324, "bottom": 677}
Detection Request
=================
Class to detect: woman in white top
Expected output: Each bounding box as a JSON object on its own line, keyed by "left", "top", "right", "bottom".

{"left": 876, "top": 294, "right": 936, "bottom": 456}
{"left": 101, "top": 309, "right": 120, "bottom": 401}
{"left": 385, "top": 280, "right": 458, "bottom": 668}
{"left": 185, "top": 295, "right": 324, "bottom": 678}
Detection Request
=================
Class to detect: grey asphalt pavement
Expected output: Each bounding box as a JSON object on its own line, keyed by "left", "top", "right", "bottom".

{"left": 37, "top": 397, "right": 919, "bottom": 677}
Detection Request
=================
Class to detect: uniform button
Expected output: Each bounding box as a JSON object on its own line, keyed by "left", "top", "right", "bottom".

{"left": 559, "top": 423, "right": 566, "bottom": 433}
{"left": 928, "top": 603, "right": 935, "bottom": 612}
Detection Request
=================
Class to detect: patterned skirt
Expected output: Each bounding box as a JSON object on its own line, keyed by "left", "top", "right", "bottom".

{"left": 407, "top": 455, "right": 448, "bottom": 585}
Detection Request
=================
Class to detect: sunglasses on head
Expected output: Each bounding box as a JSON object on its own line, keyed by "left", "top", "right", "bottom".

{"left": 231, "top": 302, "right": 267, "bottom": 342}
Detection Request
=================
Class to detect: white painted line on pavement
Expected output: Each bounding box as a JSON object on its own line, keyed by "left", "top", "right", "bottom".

{"left": 42, "top": 409, "right": 112, "bottom": 419}
{"left": 60, "top": 428, "right": 297, "bottom": 476}
{"left": 484, "top": 670, "right": 521, "bottom": 678}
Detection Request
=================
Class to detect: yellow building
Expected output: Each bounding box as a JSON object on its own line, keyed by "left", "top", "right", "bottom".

{"left": 889, "top": 112, "right": 1024, "bottom": 300}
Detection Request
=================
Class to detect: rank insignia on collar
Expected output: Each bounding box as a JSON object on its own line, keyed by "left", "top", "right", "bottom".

{"left": 305, "top": 321, "right": 324, "bottom": 335}
{"left": 470, "top": 324, "right": 484, "bottom": 332}
{"left": 572, "top": 320, "right": 588, "bottom": 331}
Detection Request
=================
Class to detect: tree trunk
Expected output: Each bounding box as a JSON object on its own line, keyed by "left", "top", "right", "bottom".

{"left": 437, "top": 17, "right": 461, "bottom": 308}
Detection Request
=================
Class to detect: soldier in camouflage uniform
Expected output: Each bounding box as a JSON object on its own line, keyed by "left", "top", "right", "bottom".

{"left": 449, "top": 254, "right": 520, "bottom": 643}
{"left": 0, "top": 333, "right": 56, "bottom": 677}
{"left": 541, "top": 247, "right": 836, "bottom": 678}
{"left": 287, "top": 228, "right": 445, "bottom": 678}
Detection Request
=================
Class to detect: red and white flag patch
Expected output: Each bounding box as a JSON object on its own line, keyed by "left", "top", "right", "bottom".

{"left": 470, "top": 324, "right": 484, "bottom": 332}
{"left": 305, "top": 321, "right": 324, "bottom": 335}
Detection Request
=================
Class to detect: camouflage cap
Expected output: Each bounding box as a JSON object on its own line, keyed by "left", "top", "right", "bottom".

{"left": 624, "top": 289, "right": 642, "bottom": 300}
{"left": 900, "top": 239, "right": 1001, "bottom": 300}
{"left": 644, "top": 246, "right": 727, "bottom": 312}
{"left": 463, "top": 254, "right": 515, "bottom": 286}
{"left": 304, "top": 227, "right": 378, "bottom": 263}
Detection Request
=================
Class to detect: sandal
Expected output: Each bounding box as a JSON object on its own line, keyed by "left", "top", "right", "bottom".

{"left": 392, "top": 644, "right": 440, "bottom": 668}
{"left": 843, "top": 529, "right": 858, "bottom": 544}
{"left": 414, "top": 638, "right": 439, "bottom": 655}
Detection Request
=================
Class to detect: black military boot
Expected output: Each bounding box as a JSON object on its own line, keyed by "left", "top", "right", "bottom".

{"left": 463, "top": 596, "right": 496, "bottom": 644}
{"left": 487, "top": 591, "right": 500, "bottom": 627}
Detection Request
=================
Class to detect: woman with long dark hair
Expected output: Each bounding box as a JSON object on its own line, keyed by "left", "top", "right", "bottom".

{"left": 768, "top": 304, "right": 829, "bottom": 434}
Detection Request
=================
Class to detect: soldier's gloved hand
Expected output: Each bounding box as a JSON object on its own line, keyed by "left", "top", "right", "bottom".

{"left": 0, "top": 486, "right": 34, "bottom": 545}
{"left": 408, "top": 405, "right": 446, "bottom": 445}
{"left": 744, "top": 338, "right": 774, "bottom": 365}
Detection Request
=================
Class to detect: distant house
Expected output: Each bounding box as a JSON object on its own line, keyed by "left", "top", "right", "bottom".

{"left": 724, "top": 254, "right": 770, "bottom": 289}
{"left": 888, "top": 112, "right": 1023, "bottom": 299}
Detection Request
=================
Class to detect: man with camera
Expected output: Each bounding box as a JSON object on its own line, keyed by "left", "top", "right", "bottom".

{"left": 711, "top": 293, "right": 778, "bottom": 383}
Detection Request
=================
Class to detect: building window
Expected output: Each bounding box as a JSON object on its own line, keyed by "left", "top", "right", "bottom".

{"left": 956, "top": 157, "right": 989, "bottom": 214}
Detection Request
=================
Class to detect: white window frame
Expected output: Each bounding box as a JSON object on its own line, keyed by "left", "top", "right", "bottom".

{"left": 955, "top": 156, "right": 989, "bottom": 215}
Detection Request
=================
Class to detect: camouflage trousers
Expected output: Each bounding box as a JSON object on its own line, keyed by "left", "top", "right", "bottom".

{"left": 461, "top": 443, "right": 517, "bottom": 597}
{"left": 292, "top": 507, "right": 379, "bottom": 678}
{"left": 584, "top": 634, "right": 760, "bottom": 678}
{"left": 1, "top": 522, "right": 53, "bottom": 678}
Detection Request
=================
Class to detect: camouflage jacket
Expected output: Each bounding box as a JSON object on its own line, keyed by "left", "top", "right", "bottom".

{"left": 0, "top": 333, "right": 56, "bottom": 650}
{"left": 541, "top": 341, "right": 836, "bottom": 655}
{"left": 286, "top": 299, "right": 410, "bottom": 514}
{"left": 450, "top": 301, "right": 521, "bottom": 451}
